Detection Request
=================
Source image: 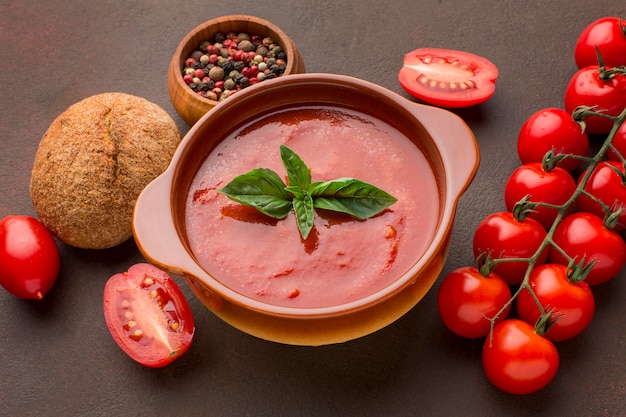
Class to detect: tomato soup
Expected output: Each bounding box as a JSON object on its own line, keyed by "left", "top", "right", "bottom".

{"left": 185, "top": 107, "right": 439, "bottom": 308}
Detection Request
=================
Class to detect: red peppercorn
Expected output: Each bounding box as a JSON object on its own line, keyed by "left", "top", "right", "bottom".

{"left": 194, "top": 68, "right": 205, "bottom": 78}
{"left": 183, "top": 74, "right": 194, "bottom": 84}
{"left": 185, "top": 57, "right": 197, "bottom": 67}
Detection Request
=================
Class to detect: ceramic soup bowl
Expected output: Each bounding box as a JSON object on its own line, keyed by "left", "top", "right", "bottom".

{"left": 134, "top": 73, "right": 479, "bottom": 346}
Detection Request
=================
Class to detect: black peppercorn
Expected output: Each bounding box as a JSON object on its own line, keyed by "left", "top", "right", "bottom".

{"left": 214, "top": 32, "right": 225, "bottom": 43}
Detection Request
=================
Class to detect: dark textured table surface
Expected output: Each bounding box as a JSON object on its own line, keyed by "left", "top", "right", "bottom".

{"left": 1, "top": 1, "right": 625, "bottom": 416}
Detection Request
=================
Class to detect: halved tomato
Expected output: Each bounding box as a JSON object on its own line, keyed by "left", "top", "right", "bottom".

{"left": 103, "top": 263, "right": 195, "bottom": 368}
{"left": 398, "top": 48, "right": 498, "bottom": 108}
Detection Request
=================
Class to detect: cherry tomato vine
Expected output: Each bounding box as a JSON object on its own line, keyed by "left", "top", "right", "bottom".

{"left": 438, "top": 33, "right": 626, "bottom": 395}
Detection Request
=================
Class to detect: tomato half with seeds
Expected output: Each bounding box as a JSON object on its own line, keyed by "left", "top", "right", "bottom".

{"left": 103, "top": 263, "right": 195, "bottom": 368}
{"left": 398, "top": 48, "right": 498, "bottom": 108}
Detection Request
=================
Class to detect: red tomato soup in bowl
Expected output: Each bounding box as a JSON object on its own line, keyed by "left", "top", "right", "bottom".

{"left": 185, "top": 106, "right": 438, "bottom": 308}
{"left": 133, "top": 73, "right": 479, "bottom": 345}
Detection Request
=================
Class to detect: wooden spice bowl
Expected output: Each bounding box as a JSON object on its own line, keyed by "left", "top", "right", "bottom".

{"left": 167, "top": 15, "right": 306, "bottom": 126}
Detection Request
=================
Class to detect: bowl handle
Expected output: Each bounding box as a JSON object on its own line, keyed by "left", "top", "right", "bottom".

{"left": 132, "top": 172, "right": 205, "bottom": 279}
{"left": 407, "top": 103, "right": 480, "bottom": 196}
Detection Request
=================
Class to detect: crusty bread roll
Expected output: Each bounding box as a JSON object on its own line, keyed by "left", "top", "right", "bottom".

{"left": 30, "top": 93, "right": 181, "bottom": 249}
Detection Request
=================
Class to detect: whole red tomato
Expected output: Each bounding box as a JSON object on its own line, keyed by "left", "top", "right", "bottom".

{"left": 103, "top": 263, "right": 195, "bottom": 368}
{"left": 516, "top": 264, "right": 595, "bottom": 342}
{"left": 576, "top": 161, "right": 626, "bottom": 230}
{"left": 0, "top": 215, "right": 60, "bottom": 299}
{"left": 606, "top": 119, "right": 626, "bottom": 161}
{"left": 575, "top": 17, "right": 626, "bottom": 69}
{"left": 473, "top": 212, "right": 548, "bottom": 285}
{"left": 549, "top": 212, "right": 626, "bottom": 286}
{"left": 517, "top": 108, "right": 589, "bottom": 172}
{"left": 482, "top": 319, "right": 559, "bottom": 395}
{"left": 437, "top": 266, "right": 512, "bottom": 339}
{"left": 564, "top": 66, "right": 626, "bottom": 135}
{"left": 504, "top": 162, "right": 577, "bottom": 231}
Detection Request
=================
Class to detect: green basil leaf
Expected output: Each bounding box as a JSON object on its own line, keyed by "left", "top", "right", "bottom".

{"left": 310, "top": 178, "right": 397, "bottom": 219}
{"left": 218, "top": 168, "right": 293, "bottom": 219}
{"left": 280, "top": 145, "right": 311, "bottom": 190}
{"left": 292, "top": 192, "right": 315, "bottom": 239}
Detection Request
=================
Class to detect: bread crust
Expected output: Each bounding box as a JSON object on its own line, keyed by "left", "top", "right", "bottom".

{"left": 30, "top": 93, "right": 181, "bottom": 249}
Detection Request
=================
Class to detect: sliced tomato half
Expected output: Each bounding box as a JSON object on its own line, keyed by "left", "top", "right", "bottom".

{"left": 103, "top": 263, "right": 195, "bottom": 368}
{"left": 398, "top": 47, "right": 498, "bottom": 108}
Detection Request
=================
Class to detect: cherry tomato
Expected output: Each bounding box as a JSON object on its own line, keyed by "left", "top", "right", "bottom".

{"left": 398, "top": 47, "right": 498, "bottom": 108}
{"left": 606, "top": 119, "right": 626, "bottom": 161}
{"left": 437, "top": 266, "right": 512, "bottom": 339}
{"left": 0, "top": 215, "right": 60, "bottom": 299}
{"left": 473, "top": 212, "right": 548, "bottom": 285}
{"left": 516, "top": 108, "right": 589, "bottom": 172}
{"left": 576, "top": 161, "right": 626, "bottom": 230}
{"left": 482, "top": 319, "right": 559, "bottom": 395}
{"left": 564, "top": 65, "right": 626, "bottom": 135}
{"left": 103, "top": 263, "right": 195, "bottom": 368}
{"left": 549, "top": 212, "right": 626, "bottom": 286}
{"left": 504, "top": 162, "right": 577, "bottom": 230}
{"left": 516, "top": 264, "right": 595, "bottom": 342}
{"left": 574, "top": 17, "right": 626, "bottom": 69}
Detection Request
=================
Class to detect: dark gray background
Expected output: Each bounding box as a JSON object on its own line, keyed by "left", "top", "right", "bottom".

{"left": 1, "top": 1, "right": 624, "bottom": 416}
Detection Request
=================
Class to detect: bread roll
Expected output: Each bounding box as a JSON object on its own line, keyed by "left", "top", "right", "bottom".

{"left": 30, "top": 93, "right": 181, "bottom": 249}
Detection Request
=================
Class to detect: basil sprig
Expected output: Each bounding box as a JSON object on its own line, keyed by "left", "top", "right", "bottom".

{"left": 218, "top": 145, "right": 397, "bottom": 239}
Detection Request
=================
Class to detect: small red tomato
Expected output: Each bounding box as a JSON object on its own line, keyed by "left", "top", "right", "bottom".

{"left": 398, "top": 47, "right": 498, "bottom": 108}
{"left": 564, "top": 66, "right": 626, "bottom": 135}
{"left": 576, "top": 161, "right": 626, "bottom": 230}
{"left": 482, "top": 319, "right": 559, "bottom": 395}
{"left": 516, "top": 264, "right": 595, "bottom": 342}
{"left": 437, "top": 266, "right": 512, "bottom": 339}
{"left": 103, "top": 263, "right": 195, "bottom": 368}
{"left": 504, "top": 162, "right": 577, "bottom": 231}
{"left": 473, "top": 212, "right": 548, "bottom": 285}
{"left": 606, "top": 120, "right": 626, "bottom": 161}
{"left": 516, "top": 108, "right": 589, "bottom": 172}
{"left": 549, "top": 212, "right": 626, "bottom": 286}
{"left": 0, "top": 215, "right": 60, "bottom": 299}
{"left": 574, "top": 17, "right": 626, "bottom": 69}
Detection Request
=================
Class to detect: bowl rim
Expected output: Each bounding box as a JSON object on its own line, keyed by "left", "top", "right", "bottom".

{"left": 138, "top": 73, "right": 478, "bottom": 317}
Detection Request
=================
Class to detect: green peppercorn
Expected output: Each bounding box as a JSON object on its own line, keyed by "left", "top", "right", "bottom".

{"left": 224, "top": 78, "right": 236, "bottom": 90}
{"left": 214, "top": 32, "right": 225, "bottom": 43}
{"left": 228, "top": 70, "right": 240, "bottom": 79}
{"left": 199, "top": 41, "right": 211, "bottom": 52}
